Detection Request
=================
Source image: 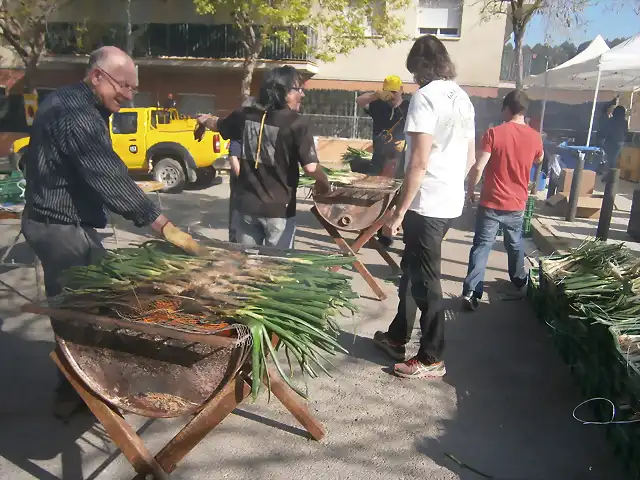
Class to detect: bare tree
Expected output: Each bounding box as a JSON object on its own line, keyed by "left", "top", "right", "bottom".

{"left": 0, "top": 0, "right": 70, "bottom": 92}
{"left": 474, "top": 0, "right": 598, "bottom": 89}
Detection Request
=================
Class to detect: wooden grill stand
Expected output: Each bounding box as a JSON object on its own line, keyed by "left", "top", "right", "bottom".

{"left": 24, "top": 304, "right": 325, "bottom": 480}
{"left": 310, "top": 182, "right": 401, "bottom": 301}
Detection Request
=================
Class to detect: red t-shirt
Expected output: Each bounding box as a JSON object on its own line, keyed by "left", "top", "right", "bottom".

{"left": 479, "top": 122, "right": 543, "bottom": 211}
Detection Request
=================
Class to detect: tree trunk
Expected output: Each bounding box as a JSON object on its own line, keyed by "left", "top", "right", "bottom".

{"left": 513, "top": 29, "right": 524, "bottom": 90}
{"left": 125, "top": 0, "right": 134, "bottom": 56}
{"left": 240, "top": 39, "right": 262, "bottom": 104}
{"left": 23, "top": 57, "right": 39, "bottom": 93}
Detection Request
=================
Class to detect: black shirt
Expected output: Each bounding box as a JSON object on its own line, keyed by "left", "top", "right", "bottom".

{"left": 365, "top": 99, "right": 410, "bottom": 141}
{"left": 217, "top": 106, "right": 318, "bottom": 218}
{"left": 25, "top": 82, "right": 161, "bottom": 229}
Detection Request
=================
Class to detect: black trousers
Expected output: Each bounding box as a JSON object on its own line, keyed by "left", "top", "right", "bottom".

{"left": 387, "top": 211, "right": 451, "bottom": 362}
{"left": 228, "top": 174, "right": 237, "bottom": 242}
{"left": 22, "top": 215, "right": 106, "bottom": 390}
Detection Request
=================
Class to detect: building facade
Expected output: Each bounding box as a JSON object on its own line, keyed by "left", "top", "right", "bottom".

{"left": 0, "top": 0, "right": 508, "bottom": 104}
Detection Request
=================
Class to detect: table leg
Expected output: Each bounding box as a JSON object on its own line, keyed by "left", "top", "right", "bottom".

{"left": 265, "top": 369, "right": 325, "bottom": 441}
{"left": 0, "top": 228, "right": 23, "bottom": 263}
{"left": 147, "top": 374, "right": 251, "bottom": 475}
{"left": 51, "top": 350, "right": 169, "bottom": 480}
{"left": 311, "top": 207, "right": 387, "bottom": 300}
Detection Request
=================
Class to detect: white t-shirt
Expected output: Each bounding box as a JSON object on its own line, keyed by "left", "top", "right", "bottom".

{"left": 404, "top": 80, "right": 475, "bottom": 219}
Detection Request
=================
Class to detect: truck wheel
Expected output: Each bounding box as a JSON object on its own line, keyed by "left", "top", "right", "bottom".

{"left": 193, "top": 166, "right": 217, "bottom": 188}
{"left": 153, "top": 158, "right": 186, "bottom": 193}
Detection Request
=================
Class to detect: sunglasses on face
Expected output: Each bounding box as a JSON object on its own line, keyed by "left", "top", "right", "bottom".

{"left": 98, "top": 68, "right": 139, "bottom": 95}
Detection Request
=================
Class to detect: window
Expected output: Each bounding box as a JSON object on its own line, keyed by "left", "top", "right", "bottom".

{"left": 112, "top": 112, "right": 138, "bottom": 134}
{"left": 417, "top": 0, "right": 463, "bottom": 38}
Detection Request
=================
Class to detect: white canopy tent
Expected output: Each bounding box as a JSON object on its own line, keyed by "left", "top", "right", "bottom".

{"left": 524, "top": 34, "right": 640, "bottom": 145}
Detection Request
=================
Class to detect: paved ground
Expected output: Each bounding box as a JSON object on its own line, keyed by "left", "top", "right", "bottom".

{"left": 0, "top": 178, "right": 628, "bottom": 479}
{"left": 532, "top": 176, "right": 640, "bottom": 255}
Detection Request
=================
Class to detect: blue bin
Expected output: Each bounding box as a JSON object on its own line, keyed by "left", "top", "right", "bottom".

{"left": 530, "top": 167, "right": 547, "bottom": 191}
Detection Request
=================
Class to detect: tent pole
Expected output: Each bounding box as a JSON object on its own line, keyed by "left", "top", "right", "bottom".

{"left": 539, "top": 56, "right": 550, "bottom": 133}
{"left": 586, "top": 69, "right": 602, "bottom": 147}
{"left": 629, "top": 90, "right": 635, "bottom": 130}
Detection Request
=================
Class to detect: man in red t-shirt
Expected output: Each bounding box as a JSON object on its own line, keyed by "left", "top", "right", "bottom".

{"left": 462, "top": 90, "right": 543, "bottom": 311}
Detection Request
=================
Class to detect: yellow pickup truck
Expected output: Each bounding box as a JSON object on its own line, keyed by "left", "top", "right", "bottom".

{"left": 10, "top": 107, "right": 230, "bottom": 193}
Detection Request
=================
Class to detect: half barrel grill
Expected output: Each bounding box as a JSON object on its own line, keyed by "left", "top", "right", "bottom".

{"left": 22, "top": 241, "right": 328, "bottom": 479}
{"left": 311, "top": 174, "right": 402, "bottom": 300}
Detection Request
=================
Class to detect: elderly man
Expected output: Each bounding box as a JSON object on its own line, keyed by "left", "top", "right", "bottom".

{"left": 22, "top": 46, "right": 202, "bottom": 419}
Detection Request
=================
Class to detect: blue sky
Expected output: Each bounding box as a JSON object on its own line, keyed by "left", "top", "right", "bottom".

{"left": 524, "top": 3, "right": 639, "bottom": 46}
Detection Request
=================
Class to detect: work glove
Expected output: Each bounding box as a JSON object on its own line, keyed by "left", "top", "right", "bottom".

{"left": 393, "top": 140, "right": 406, "bottom": 153}
{"left": 162, "top": 223, "right": 208, "bottom": 256}
{"left": 376, "top": 90, "right": 394, "bottom": 102}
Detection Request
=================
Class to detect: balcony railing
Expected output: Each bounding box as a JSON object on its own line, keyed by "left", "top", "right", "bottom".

{"left": 45, "top": 23, "right": 317, "bottom": 62}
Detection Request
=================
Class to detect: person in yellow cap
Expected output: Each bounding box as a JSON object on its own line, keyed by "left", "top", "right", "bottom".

{"left": 355, "top": 75, "right": 410, "bottom": 247}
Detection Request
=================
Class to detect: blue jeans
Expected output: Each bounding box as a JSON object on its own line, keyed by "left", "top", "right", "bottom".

{"left": 231, "top": 211, "right": 296, "bottom": 249}
{"left": 462, "top": 206, "right": 527, "bottom": 298}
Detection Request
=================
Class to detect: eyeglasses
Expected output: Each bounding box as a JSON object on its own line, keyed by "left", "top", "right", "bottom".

{"left": 291, "top": 87, "right": 305, "bottom": 93}
{"left": 98, "top": 68, "right": 139, "bottom": 95}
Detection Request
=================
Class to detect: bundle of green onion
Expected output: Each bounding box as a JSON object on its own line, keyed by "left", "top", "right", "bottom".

{"left": 541, "top": 238, "right": 640, "bottom": 327}
{"left": 54, "top": 240, "right": 359, "bottom": 400}
{"left": 341, "top": 146, "right": 372, "bottom": 164}
{"left": 297, "top": 165, "right": 362, "bottom": 188}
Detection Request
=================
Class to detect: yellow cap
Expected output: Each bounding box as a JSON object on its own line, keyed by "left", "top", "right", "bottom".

{"left": 382, "top": 75, "right": 402, "bottom": 92}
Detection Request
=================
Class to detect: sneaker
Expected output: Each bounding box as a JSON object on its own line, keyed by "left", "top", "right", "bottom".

{"left": 515, "top": 278, "right": 529, "bottom": 299}
{"left": 373, "top": 331, "right": 406, "bottom": 361}
{"left": 462, "top": 292, "right": 479, "bottom": 311}
{"left": 394, "top": 356, "right": 446, "bottom": 379}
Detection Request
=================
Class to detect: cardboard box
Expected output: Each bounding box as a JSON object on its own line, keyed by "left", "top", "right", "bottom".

{"left": 573, "top": 196, "right": 603, "bottom": 219}
{"left": 558, "top": 169, "right": 596, "bottom": 196}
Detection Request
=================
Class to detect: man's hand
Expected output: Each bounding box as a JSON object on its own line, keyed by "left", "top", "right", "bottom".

{"left": 382, "top": 209, "right": 404, "bottom": 237}
{"left": 314, "top": 178, "right": 331, "bottom": 195}
{"left": 194, "top": 114, "right": 217, "bottom": 142}
{"left": 376, "top": 90, "right": 394, "bottom": 102}
{"left": 467, "top": 190, "right": 476, "bottom": 204}
{"left": 162, "top": 222, "right": 208, "bottom": 256}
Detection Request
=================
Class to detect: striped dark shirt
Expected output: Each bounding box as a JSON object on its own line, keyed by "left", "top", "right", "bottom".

{"left": 24, "top": 82, "right": 161, "bottom": 228}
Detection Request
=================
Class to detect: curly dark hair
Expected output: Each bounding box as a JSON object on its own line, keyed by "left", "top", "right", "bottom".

{"left": 406, "top": 35, "right": 456, "bottom": 87}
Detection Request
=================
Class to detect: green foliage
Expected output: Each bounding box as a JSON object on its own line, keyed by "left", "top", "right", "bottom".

{"left": 192, "top": 0, "right": 410, "bottom": 63}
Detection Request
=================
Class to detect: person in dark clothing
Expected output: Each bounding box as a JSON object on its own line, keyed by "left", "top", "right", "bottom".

{"left": 196, "top": 66, "right": 330, "bottom": 248}
{"left": 228, "top": 139, "right": 241, "bottom": 242}
{"left": 163, "top": 93, "right": 176, "bottom": 110}
{"left": 355, "top": 75, "right": 410, "bottom": 176}
{"left": 22, "top": 46, "right": 204, "bottom": 420}
{"left": 356, "top": 76, "right": 410, "bottom": 248}
{"left": 600, "top": 105, "right": 628, "bottom": 170}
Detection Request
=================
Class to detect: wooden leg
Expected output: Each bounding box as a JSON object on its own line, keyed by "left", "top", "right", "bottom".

{"left": 148, "top": 374, "right": 251, "bottom": 475}
{"left": 265, "top": 369, "right": 326, "bottom": 441}
{"left": 367, "top": 237, "right": 401, "bottom": 273}
{"left": 311, "top": 207, "right": 387, "bottom": 301}
{"left": 51, "top": 351, "right": 169, "bottom": 480}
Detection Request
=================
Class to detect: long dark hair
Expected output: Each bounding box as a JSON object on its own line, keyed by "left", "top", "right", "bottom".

{"left": 406, "top": 35, "right": 456, "bottom": 87}
{"left": 257, "top": 65, "right": 302, "bottom": 110}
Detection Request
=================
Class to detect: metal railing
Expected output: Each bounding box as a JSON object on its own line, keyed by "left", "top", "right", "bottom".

{"left": 45, "top": 23, "right": 317, "bottom": 62}
{"left": 302, "top": 114, "right": 374, "bottom": 139}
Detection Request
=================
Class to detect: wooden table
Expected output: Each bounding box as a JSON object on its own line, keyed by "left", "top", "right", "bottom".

{"left": 21, "top": 303, "right": 325, "bottom": 479}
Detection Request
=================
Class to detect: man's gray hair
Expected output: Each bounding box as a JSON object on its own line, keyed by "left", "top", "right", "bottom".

{"left": 86, "top": 47, "right": 109, "bottom": 74}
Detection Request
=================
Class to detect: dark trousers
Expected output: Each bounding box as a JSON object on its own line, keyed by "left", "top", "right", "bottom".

{"left": 462, "top": 206, "right": 527, "bottom": 298}
{"left": 229, "top": 174, "right": 237, "bottom": 242}
{"left": 21, "top": 215, "right": 106, "bottom": 390}
{"left": 387, "top": 211, "right": 451, "bottom": 362}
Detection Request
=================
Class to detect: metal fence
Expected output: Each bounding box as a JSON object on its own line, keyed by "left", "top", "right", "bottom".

{"left": 302, "top": 113, "right": 373, "bottom": 139}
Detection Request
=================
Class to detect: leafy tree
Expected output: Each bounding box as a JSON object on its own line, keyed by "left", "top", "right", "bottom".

{"left": 193, "top": 0, "right": 410, "bottom": 101}
{"left": 0, "top": 0, "right": 71, "bottom": 92}
{"left": 475, "top": 0, "right": 598, "bottom": 89}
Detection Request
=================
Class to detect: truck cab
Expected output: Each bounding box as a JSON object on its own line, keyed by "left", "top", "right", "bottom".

{"left": 10, "top": 106, "right": 230, "bottom": 193}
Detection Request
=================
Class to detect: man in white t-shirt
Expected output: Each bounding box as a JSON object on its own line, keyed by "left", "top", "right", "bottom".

{"left": 373, "top": 35, "right": 476, "bottom": 379}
